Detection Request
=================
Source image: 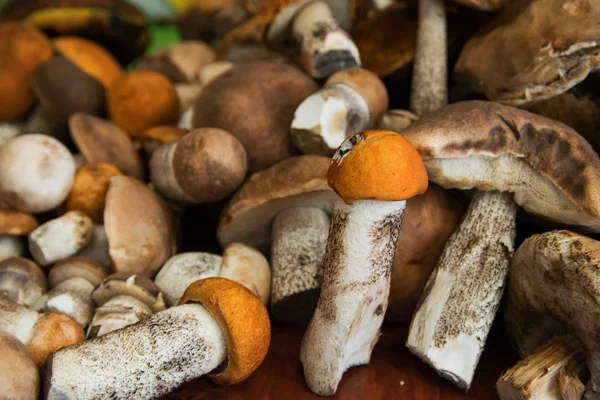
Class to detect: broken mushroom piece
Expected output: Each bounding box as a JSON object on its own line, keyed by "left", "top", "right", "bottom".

{"left": 300, "top": 130, "right": 428, "bottom": 396}
{"left": 0, "top": 298, "right": 84, "bottom": 367}
{"left": 498, "top": 230, "right": 600, "bottom": 399}
{"left": 291, "top": 67, "right": 388, "bottom": 156}
{"left": 404, "top": 101, "right": 600, "bottom": 389}
{"left": 46, "top": 278, "right": 270, "bottom": 399}
{"left": 0, "top": 257, "right": 47, "bottom": 308}
{"left": 29, "top": 211, "right": 94, "bottom": 267}
{"left": 0, "top": 134, "right": 76, "bottom": 214}
{"left": 0, "top": 209, "right": 38, "bottom": 263}
{"left": 0, "top": 330, "right": 40, "bottom": 400}
{"left": 150, "top": 128, "right": 248, "bottom": 205}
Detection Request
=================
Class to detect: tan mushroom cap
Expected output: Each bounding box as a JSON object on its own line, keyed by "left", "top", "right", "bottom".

{"left": 179, "top": 277, "right": 271, "bottom": 385}
{"left": 0, "top": 257, "right": 47, "bottom": 292}
{"left": 91, "top": 272, "right": 167, "bottom": 312}
{"left": 49, "top": 257, "right": 109, "bottom": 288}
{"left": 69, "top": 113, "right": 145, "bottom": 180}
{"left": 65, "top": 162, "right": 122, "bottom": 224}
{"left": 401, "top": 100, "right": 600, "bottom": 232}
{"left": 193, "top": 62, "right": 319, "bottom": 173}
{"left": 0, "top": 330, "right": 39, "bottom": 400}
{"left": 27, "top": 312, "right": 85, "bottom": 367}
{"left": 104, "top": 176, "right": 176, "bottom": 277}
{"left": 454, "top": 0, "right": 600, "bottom": 106}
{"left": 217, "top": 155, "right": 336, "bottom": 251}
{"left": 0, "top": 210, "right": 38, "bottom": 236}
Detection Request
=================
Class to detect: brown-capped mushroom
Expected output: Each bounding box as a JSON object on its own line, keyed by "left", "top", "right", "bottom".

{"left": 150, "top": 127, "right": 247, "bottom": 205}
{"left": 0, "top": 134, "right": 75, "bottom": 213}
{"left": 199, "top": 61, "right": 235, "bottom": 85}
{"left": 193, "top": 62, "right": 319, "bottom": 173}
{"left": 0, "top": 257, "right": 47, "bottom": 308}
{"left": 45, "top": 278, "right": 270, "bottom": 399}
{"left": 0, "top": 209, "right": 38, "bottom": 263}
{"left": 0, "top": 330, "right": 39, "bottom": 400}
{"left": 291, "top": 67, "right": 388, "bottom": 155}
{"left": 29, "top": 211, "right": 94, "bottom": 267}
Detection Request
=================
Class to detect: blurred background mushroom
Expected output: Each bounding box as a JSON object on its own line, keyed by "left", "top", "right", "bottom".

{"left": 0, "top": 330, "right": 39, "bottom": 400}
{"left": 0, "top": 210, "right": 39, "bottom": 262}
{"left": 0, "top": 257, "right": 47, "bottom": 308}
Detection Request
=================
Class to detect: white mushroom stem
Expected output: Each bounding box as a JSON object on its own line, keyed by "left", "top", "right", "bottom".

{"left": 291, "top": 1, "right": 361, "bottom": 79}
{"left": 497, "top": 336, "right": 586, "bottom": 400}
{"left": 177, "top": 107, "right": 194, "bottom": 130}
{"left": 410, "top": 0, "right": 448, "bottom": 114}
{"left": 76, "top": 225, "right": 110, "bottom": 267}
{"left": 34, "top": 277, "right": 96, "bottom": 327}
{"left": 29, "top": 211, "right": 94, "bottom": 266}
{"left": 291, "top": 84, "right": 370, "bottom": 156}
{"left": 407, "top": 190, "right": 517, "bottom": 389}
{"left": 0, "top": 299, "right": 40, "bottom": 345}
{"left": 271, "top": 207, "right": 330, "bottom": 323}
{"left": 149, "top": 141, "right": 196, "bottom": 205}
{"left": 86, "top": 295, "right": 153, "bottom": 339}
{"left": 45, "top": 304, "right": 227, "bottom": 400}
{"left": 300, "top": 198, "right": 405, "bottom": 396}
{"left": 0, "top": 235, "right": 24, "bottom": 262}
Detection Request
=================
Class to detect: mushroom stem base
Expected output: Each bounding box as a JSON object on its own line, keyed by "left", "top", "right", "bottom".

{"left": 407, "top": 190, "right": 517, "bottom": 389}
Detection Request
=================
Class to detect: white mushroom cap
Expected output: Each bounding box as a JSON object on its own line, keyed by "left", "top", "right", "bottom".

{"left": 0, "top": 134, "right": 75, "bottom": 213}
{"left": 86, "top": 295, "right": 153, "bottom": 339}
{"left": 0, "top": 257, "right": 47, "bottom": 307}
{"left": 221, "top": 243, "right": 271, "bottom": 305}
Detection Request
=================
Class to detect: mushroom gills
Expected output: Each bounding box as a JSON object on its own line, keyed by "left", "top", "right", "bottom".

{"left": 407, "top": 190, "right": 517, "bottom": 389}
{"left": 300, "top": 198, "right": 405, "bottom": 396}
{"left": 86, "top": 295, "right": 153, "bottom": 339}
{"left": 45, "top": 304, "right": 227, "bottom": 400}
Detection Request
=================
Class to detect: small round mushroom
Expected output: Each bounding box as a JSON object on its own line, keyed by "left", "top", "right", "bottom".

{"left": 300, "top": 130, "right": 428, "bottom": 396}
{"left": 291, "top": 67, "right": 388, "bottom": 155}
{"left": 29, "top": 211, "right": 94, "bottom": 267}
{"left": 0, "top": 134, "right": 76, "bottom": 213}
{"left": 45, "top": 278, "right": 271, "bottom": 399}
{"left": 76, "top": 225, "right": 111, "bottom": 267}
{"left": 150, "top": 127, "right": 247, "bottom": 205}
{"left": 0, "top": 209, "right": 39, "bottom": 263}
{"left": 0, "top": 257, "right": 47, "bottom": 308}
{"left": 0, "top": 330, "right": 39, "bottom": 400}
{"left": 0, "top": 298, "right": 85, "bottom": 367}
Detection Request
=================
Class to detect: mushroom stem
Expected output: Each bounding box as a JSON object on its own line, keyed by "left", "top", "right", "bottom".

{"left": 410, "top": 0, "right": 447, "bottom": 114}
{"left": 407, "top": 190, "right": 517, "bottom": 389}
{"left": 291, "top": 1, "right": 361, "bottom": 79}
{"left": 0, "top": 235, "right": 25, "bottom": 262}
{"left": 497, "top": 336, "right": 587, "bottom": 400}
{"left": 300, "top": 197, "right": 405, "bottom": 396}
{"left": 271, "top": 207, "right": 330, "bottom": 323}
{"left": 45, "top": 304, "right": 227, "bottom": 400}
{"left": 34, "top": 277, "right": 96, "bottom": 327}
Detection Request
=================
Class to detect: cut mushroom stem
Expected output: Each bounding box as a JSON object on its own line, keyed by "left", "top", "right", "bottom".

{"left": 407, "top": 190, "right": 517, "bottom": 389}
{"left": 271, "top": 206, "right": 330, "bottom": 323}
{"left": 410, "top": 0, "right": 448, "bottom": 114}
{"left": 497, "top": 336, "right": 587, "bottom": 400}
{"left": 291, "top": 1, "right": 361, "bottom": 79}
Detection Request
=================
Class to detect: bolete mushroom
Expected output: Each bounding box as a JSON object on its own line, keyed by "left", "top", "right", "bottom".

{"left": 497, "top": 230, "right": 600, "bottom": 399}
{"left": 0, "top": 134, "right": 76, "bottom": 214}
{"left": 0, "top": 330, "right": 39, "bottom": 400}
{"left": 300, "top": 130, "right": 428, "bottom": 396}
{"left": 45, "top": 278, "right": 270, "bottom": 399}
{"left": 193, "top": 62, "right": 318, "bottom": 172}
{"left": 150, "top": 127, "right": 248, "bottom": 205}
{"left": 0, "top": 257, "right": 47, "bottom": 308}
{"left": 0, "top": 209, "right": 38, "bottom": 263}
{"left": 291, "top": 67, "right": 388, "bottom": 155}
{"left": 404, "top": 101, "right": 600, "bottom": 389}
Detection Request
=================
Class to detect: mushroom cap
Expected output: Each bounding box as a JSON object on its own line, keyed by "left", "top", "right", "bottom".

{"left": 65, "top": 162, "right": 122, "bottom": 224}
{"left": 69, "top": 113, "right": 145, "bottom": 180}
{"left": 0, "top": 237, "right": 25, "bottom": 263}
{"left": 179, "top": 277, "right": 271, "bottom": 385}
{"left": 454, "top": 0, "right": 600, "bottom": 106}
{"left": 328, "top": 130, "right": 428, "bottom": 203}
{"left": 141, "top": 126, "right": 186, "bottom": 145}
{"left": 0, "top": 210, "right": 38, "bottom": 236}
{"left": 27, "top": 312, "right": 85, "bottom": 367}
{"left": 217, "top": 155, "right": 336, "bottom": 251}
{"left": 0, "top": 330, "right": 39, "bottom": 400}
{"left": 192, "top": 62, "right": 319, "bottom": 173}
{"left": 401, "top": 100, "right": 600, "bottom": 231}
{"left": 107, "top": 71, "right": 181, "bottom": 137}
{"left": 0, "top": 134, "right": 75, "bottom": 213}
{"left": 221, "top": 242, "right": 271, "bottom": 305}
{"left": 104, "top": 176, "right": 176, "bottom": 277}
{"left": 175, "top": 83, "right": 203, "bottom": 111}
{"left": 0, "top": 22, "right": 52, "bottom": 121}
{"left": 49, "top": 257, "right": 109, "bottom": 288}
{"left": 53, "top": 36, "right": 124, "bottom": 89}
{"left": 91, "top": 272, "right": 167, "bottom": 312}
{"left": 0, "top": 257, "right": 48, "bottom": 307}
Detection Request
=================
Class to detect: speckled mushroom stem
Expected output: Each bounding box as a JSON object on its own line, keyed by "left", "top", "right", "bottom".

{"left": 271, "top": 207, "right": 330, "bottom": 323}
{"left": 300, "top": 198, "right": 405, "bottom": 396}
{"left": 291, "top": 1, "right": 361, "bottom": 79}
{"left": 45, "top": 304, "right": 227, "bottom": 400}
{"left": 410, "top": 0, "right": 448, "bottom": 114}
{"left": 497, "top": 336, "right": 586, "bottom": 400}
{"left": 407, "top": 190, "right": 517, "bottom": 389}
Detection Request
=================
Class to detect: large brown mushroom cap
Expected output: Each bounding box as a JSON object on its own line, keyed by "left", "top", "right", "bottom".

{"left": 104, "top": 176, "right": 176, "bottom": 277}
{"left": 193, "top": 62, "right": 319, "bottom": 173}
{"left": 401, "top": 100, "right": 600, "bottom": 232}
{"left": 217, "top": 155, "right": 336, "bottom": 251}
{"left": 0, "top": 330, "right": 39, "bottom": 400}
{"left": 179, "top": 277, "right": 271, "bottom": 385}
{"left": 454, "top": 0, "right": 600, "bottom": 106}
{"left": 0, "top": 210, "right": 38, "bottom": 236}
{"left": 27, "top": 312, "right": 85, "bottom": 367}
